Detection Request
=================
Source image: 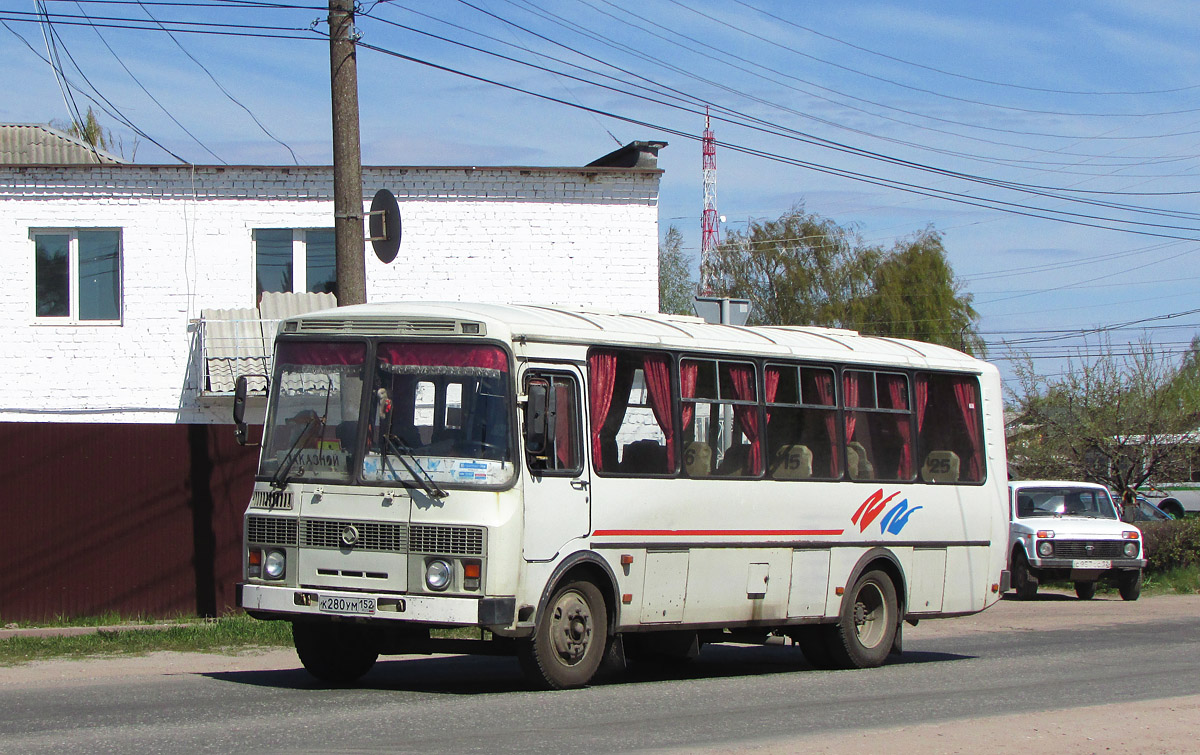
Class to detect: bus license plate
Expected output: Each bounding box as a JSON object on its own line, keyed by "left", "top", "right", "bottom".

{"left": 1073, "top": 559, "right": 1111, "bottom": 570}
{"left": 318, "top": 595, "right": 377, "bottom": 615}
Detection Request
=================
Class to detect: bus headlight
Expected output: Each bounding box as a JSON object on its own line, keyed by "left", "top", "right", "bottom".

{"left": 1123, "top": 542, "right": 1139, "bottom": 558}
{"left": 264, "top": 549, "right": 286, "bottom": 580}
{"left": 425, "top": 559, "right": 453, "bottom": 591}
{"left": 1037, "top": 540, "right": 1054, "bottom": 558}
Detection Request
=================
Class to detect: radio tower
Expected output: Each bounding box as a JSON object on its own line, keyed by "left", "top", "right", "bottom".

{"left": 699, "top": 107, "right": 719, "bottom": 295}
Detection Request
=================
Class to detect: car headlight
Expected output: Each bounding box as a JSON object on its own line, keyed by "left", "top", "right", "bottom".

{"left": 1123, "top": 542, "right": 1139, "bottom": 558}
{"left": 264, "top": 549, "right": 286, "bottom": 580}
{"left": 425, "top": 559, "right": 453, "bottom": 591}
{"left": 1037, "top": 540, "right": 1054, "bottom": 558}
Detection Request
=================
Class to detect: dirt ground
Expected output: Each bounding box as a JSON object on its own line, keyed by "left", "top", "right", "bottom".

{"left": 3, "top": 592, "right": 1199, "bottom": 753}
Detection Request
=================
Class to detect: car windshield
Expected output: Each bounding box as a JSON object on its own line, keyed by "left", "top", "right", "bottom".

{"left": 1014, "top": 487, "right": 1119, "bottom": 519}
{"left": 361, "top": 342, "right": 514, "bottom": 488}
{"left": 259, "top": 341, "right": 366, "bottom": 485}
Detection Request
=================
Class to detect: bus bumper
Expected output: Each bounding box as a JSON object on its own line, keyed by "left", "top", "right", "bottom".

{"left": 239, "top": 583, "right": 515, "bottom": 627}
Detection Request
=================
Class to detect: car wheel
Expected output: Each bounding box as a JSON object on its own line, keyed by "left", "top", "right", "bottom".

{"left": 1012, "top": 551, "right": 1039, "bottom": 600}
{"left": 1074, "top": 581, "right": 1097, "bottom": 600}
{"left": 1119, "top": 570, "right": 1143, "bottom": 601}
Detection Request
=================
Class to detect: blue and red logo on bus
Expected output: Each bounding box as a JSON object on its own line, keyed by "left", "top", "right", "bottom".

{"left": 852, "top": 489, "right": 922, "bottom": 535}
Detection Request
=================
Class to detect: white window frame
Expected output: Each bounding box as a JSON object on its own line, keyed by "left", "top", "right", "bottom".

{"left": 31, "top": 228, "right": 123, "bottom": 324}
{"left": 253, "top": 228, "right": 335, "bottom": 296}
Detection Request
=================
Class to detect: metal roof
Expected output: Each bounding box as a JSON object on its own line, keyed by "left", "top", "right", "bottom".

{"left": 0, "top": 123, "right": 125, "bottom": 165}
{"left": 287, "top": 301, "right": 991, "bottom": 373}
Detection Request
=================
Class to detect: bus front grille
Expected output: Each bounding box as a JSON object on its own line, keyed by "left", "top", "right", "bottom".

{"left": 410, "top": 525, "right": 485, "bottom": 556}
{"left": 302, "top": 519, "right": 409, "bottom": 552}
{"left": 246, "top": 515, "right": 299, "bottom": 546}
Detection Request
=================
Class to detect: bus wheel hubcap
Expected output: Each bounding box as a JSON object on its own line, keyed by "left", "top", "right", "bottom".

{"left": 550, "top": 592, "right": 592, "bottom": 664}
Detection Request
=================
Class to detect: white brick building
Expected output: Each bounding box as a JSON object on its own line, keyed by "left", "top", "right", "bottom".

{"left": 0, "top": 144, "right": 663, "bottom": 425}
{"left": 0, "top": 137, "right": 664, "bottom": 620}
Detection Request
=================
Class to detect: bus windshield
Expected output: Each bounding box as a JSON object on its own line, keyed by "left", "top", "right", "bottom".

{"left": 259, "top": 341, "right": 367, "bottom": 485}
{"left": 362, "top": 342, "right": 514, "bottom": 488}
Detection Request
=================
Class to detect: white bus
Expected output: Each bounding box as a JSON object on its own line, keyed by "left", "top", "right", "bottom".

{"left": 235, "top": 302, "right": 1009, "bottom": 689}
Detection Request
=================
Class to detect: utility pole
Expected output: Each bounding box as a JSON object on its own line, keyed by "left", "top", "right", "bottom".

{"left": 328, "top": 0, "right": 366, "bottom": 306}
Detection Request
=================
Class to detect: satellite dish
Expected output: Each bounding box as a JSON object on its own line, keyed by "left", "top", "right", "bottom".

{"left": 368, "top": 188, "right": 401, "bottom": 263}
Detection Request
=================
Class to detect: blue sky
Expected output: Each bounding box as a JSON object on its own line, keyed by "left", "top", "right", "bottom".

{"left": 4, "top": 0, "right": 1199, "bottom": 383}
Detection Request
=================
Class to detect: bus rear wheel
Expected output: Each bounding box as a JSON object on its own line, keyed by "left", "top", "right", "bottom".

{"left": 825, "top": 569, "right": 898, "bottom": 669}
{"left": 292, "top": 622, "right": 379, "bottom": 684}
{"left": 519, "top": 579, "right": 608, "bottom": 690}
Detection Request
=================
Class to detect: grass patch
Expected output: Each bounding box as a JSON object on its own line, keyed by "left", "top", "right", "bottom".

{"left": 1, "top": 611, "right": 193, "bottom": 630}
{"left": 0, "top": 614, "right": 294, "bottom": 666}
{"left": 1144, "top": 564, "right": 1200, "bottom": 594}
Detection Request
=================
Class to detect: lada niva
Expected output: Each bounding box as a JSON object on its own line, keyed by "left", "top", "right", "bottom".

{"left": 1009, "top": 481, "right": 1146, "bottom": 601}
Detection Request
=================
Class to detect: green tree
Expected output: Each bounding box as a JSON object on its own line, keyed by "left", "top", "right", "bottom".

{"left": 708, "top": 206, "right": 878, "bottom": 327}
{"left": 51, "top": 107, "right": 134, "bottom": 159}
{"left": 708, "top": 206, "right": 982, "bottom": 354}
{"left": 854, "top": 228, "right": 984, "bottom": 355}
{"left": 658, "top": 225, "right": 695, "bottom": 316}
{"left": 1008, "top": 338, "right": 1200, "bottom": 515}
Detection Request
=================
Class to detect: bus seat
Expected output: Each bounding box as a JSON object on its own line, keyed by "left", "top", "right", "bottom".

{"left": 921, "top": 450, "right": 961, "bottom": 483}
{"left": 770, "top": 444, "right": 812, "bottom": 479}
{"left": 684, "top": 441, "right": 713, "bottom": 477}
{"left": 845, "top": 441, "right": 874, "bottom": 480}
{"left": 621, "top": 440, "right": 667, "bottom": 474}
{"left": 716, "top": 443, "right": 750, "bottom": 476}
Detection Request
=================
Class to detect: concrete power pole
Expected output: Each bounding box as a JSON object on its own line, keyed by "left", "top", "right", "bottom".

{"left": 328, "top": 0, "right": 366, "bottom": 306}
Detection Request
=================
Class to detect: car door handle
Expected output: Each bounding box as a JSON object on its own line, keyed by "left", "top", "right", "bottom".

{"left": 570, "top": 479, "right": 590, "bottom": 491}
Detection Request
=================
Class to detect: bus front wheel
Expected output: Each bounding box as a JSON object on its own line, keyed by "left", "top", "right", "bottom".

{"left": 826, "top": 569, "right": 898, "bottom": 669}
{"left": 519, "top": 578, "right": 608, "bottom": 690}
{"left": 292, "top": 622, "right": 379, "bottom": 684}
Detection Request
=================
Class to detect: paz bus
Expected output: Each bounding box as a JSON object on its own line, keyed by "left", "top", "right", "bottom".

{"left": 234, "top": 301, "right": 1009, "bottom": 689}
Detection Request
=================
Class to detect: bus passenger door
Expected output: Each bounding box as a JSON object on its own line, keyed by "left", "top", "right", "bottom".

{"left": 522, "top": 368, "right": 591, "bottom": 561}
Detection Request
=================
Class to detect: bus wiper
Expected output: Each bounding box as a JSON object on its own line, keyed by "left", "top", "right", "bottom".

{"left": 270, "top": 378, "right": 333, "bottom": 490}
{"left": 382, "top": 434, "right": 448, "bottom": 500}
{"left": 270, "top": 415, "right": 324, "bottom": 490}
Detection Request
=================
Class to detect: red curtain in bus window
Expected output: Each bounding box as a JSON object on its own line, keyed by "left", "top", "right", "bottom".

{"left": 915, "top": 374, "right": 930, "bottom": 435}
{"left": 954, "top": 378, "right": 984, "bottom": 480}
{"left": 554, "top": 382, "right": 574, "bottom": 468}
{"left": 680, "top": 359, "right": 699, "bottom": 432}
{"left": 727, "top": 363, "right": 762, "bottom": 474}
{"left": 884, "top": 374, "right": 913, "bottom": 479}
{"left": 812, "top": 369, "right": 839, "bottom": 477}
{"left": 277, "top": 341, "right": 365, "bottom": 366}
{"left": 842, "top": 371, "right": 860, "bottom": 443}
{"left": 642, "top": 353, "right": 676, "bottom": 468}
{"left": 763, "top": 366, "right": 782, "bottom": 425}
{"left": 376, "top": 343, "right": 508, "bottom": 371}
{"left": 588, "top": 351, "right": 618, "bottom": 471}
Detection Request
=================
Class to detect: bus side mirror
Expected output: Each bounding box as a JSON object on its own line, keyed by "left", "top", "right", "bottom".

{"left": 233, "top": 376, "right": 249, "bottom": 446}
{"left": 524, "top": 379, "right": 549, "bottom": 456}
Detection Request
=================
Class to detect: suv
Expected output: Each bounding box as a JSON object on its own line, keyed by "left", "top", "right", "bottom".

{"left": 1009, "top": 481, "right": 1146, "bottom": 601}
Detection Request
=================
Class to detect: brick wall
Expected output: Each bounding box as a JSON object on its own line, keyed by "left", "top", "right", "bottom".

{"left": 0, "top": 164, "right": 661, "bottom": 424}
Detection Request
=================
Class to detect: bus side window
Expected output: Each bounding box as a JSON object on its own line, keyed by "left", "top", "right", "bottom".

{"left": 525, "top": 373, "right": 582, "bottom": 475}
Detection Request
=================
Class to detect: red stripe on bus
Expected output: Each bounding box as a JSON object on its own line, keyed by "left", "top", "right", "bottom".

{"left": 591, "top": 529, "right": 845, "bottom": 537}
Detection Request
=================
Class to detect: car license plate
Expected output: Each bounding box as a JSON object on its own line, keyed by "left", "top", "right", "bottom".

{"left": 318, "top": 595, "right": 377, "bottom": 615}
{"left": 1073, "top": 559, "right": 1111, "bottom": 569}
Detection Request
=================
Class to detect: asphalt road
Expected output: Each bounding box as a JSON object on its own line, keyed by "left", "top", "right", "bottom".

{"left": 1, "top": 593, "right": 1198, "bottom": 754}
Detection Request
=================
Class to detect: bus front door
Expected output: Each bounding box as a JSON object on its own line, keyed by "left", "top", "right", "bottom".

{"left": 522, "top": 367, "right": 591, "bottom": 561}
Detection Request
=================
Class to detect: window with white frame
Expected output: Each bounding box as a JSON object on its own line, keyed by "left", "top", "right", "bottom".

{"left": 254, "top": 228, "right": 336, "bottom": 302}
{"left": 33, "top": 229, "right": 122, "bottom": 322}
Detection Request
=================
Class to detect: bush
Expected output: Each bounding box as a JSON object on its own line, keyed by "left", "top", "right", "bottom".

{"left": 1140, "top": 518, "right": 1200, "bottom": 573}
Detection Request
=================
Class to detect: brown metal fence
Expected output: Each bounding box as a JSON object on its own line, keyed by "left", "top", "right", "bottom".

{"left": 0, "top": 422, "right": 258, "bottom": 622}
